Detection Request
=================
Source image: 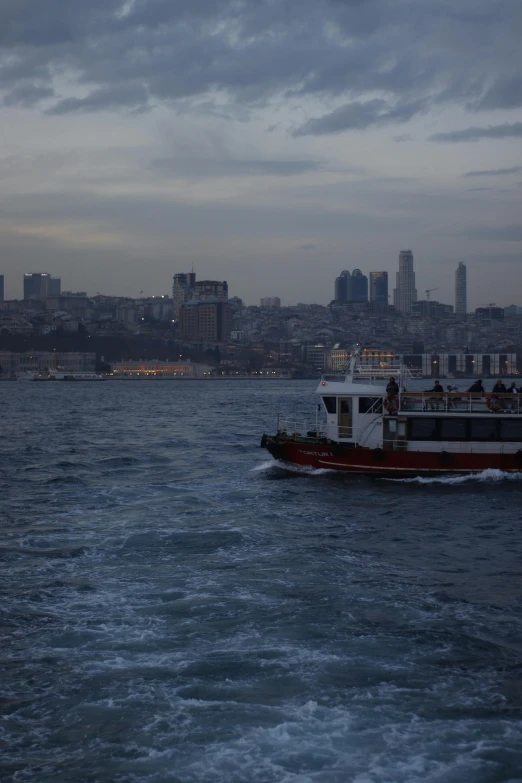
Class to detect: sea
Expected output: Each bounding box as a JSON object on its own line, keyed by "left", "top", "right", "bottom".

{"left": 2, "top": 379, "right": 522, "bottom": 783}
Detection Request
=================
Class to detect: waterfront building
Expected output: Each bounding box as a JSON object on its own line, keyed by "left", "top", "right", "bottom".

{"left": 0, "top": 351, "right": 96, "bottom": 378}
{"left": 393, "top": 250, "right": 417, "bottom": 313}
{"left": 111, "top": 361, "right": 213, "bottom": 378}
{"left": 322, "top": 349, "right": 517, "bottom": 378}
{"left": 303, "top": 344, "right": 326, "bottom": 372}
{"left": 369, "top": 271, "right": 388, "bottom": 304}
{"left": 455, "top": 262, "right": 467, "bottom": 315}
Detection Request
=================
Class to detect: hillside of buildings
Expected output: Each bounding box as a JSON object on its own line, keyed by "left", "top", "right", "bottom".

{"left": 1, "top": 263, "right": 522, "bottom": 379}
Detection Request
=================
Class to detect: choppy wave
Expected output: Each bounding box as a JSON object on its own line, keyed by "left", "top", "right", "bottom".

{"left": 386, "top": 468, "right": 522, "bottom": 485}
{"left": 2, "top": 380, "right": 522, "bottom": 783}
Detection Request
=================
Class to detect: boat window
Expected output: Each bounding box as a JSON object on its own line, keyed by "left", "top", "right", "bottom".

{"left": 322, "top": 396, "right": 337, "bottom": 414}
{"left": 409, "top": 418, "right": 438, "bottom": 440}
{"left": 499, "top": 419, "right": 522, "bottom": 441}
{"left": 470, "top": 418, "right": 498, "bottom": 440}
{"left": 359, "top": 397, "right": 383, "bottom": 414}
{"left": 440, "top": 419, "right": 467, "bottom": 441}
{"left": 339, "top": 399, "right": 351, "bottom": 415}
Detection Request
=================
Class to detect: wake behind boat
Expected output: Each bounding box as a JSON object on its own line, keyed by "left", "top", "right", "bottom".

{"left": 261, "top": 349, "right": 522, "bottom": 476}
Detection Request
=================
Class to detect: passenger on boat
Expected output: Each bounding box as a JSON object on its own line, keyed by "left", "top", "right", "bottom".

{"left": 384, "top": 377, "right": 400, "bottom": 414}
{"left": 507, "top": 382, "right": 519, "bottom": 411}
{"left": 446, "top": 384, "right": 461, "bottom": 410}
{"left": 425, "top": 380, "right": 444, "bottom": 410}
{"left": 386, "top": 377, "right": 399, "bottom": 395}
{"left": 467, "top": 379, "right": 485, "bottom": 394}
{"left": 490, "top": 379, "right": 508, "bottom": 410}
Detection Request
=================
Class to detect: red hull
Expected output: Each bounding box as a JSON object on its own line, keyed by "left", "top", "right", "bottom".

{"left": 263, "top": 436, "right": 522, "bottom": 475}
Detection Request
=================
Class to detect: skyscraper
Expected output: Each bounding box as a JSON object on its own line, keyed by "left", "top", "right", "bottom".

{"left": 48, "top": 277, "right": 61, "bottom": 296}
{"left": 334, "top": 269, "right": 368, "bottom": 303}
{"left": 350, "top": 269, "right": 368, "bottom": 302}
{"left": 180, "top": 299, "right": 231, "bottom": 342}
{"left": 455, "top": 262, "right": 467, "bottom": 315}
{"left": 172, "top": 273, "right": 229, "bottom": 320}
{"left": 23, "top": 272, "right": 51, "bottom": 300}
{"left": 369, "top": 271, "right": 388, "bottom": 303}
{"left": 172, "top": 272, "right": 196, "bottom": 319}
{"left": 393, "top": 250, "right": 417, "bottom": 313}
{"left": 334, "top": 270, "right": 350, "bottom": 302}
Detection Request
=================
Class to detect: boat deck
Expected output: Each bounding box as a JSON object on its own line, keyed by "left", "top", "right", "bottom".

{"left": 398, "top": 392, "right": 522, "bottom": 414}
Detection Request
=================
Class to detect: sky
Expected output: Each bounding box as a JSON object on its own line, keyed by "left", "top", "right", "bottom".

{"left": 0, "top": 0, "right": 521, "bottom": 307}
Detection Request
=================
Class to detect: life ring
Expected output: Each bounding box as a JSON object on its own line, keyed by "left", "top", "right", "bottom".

{"left": 384, "top": 395, "right": 399, "bottom": 413}
{"left": 487, "top": 396, "right": 502, "bottom": 412}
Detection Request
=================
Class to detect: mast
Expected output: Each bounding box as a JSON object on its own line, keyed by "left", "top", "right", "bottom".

{"left": 346, "top": 344, "right": 362, "bottom": 380}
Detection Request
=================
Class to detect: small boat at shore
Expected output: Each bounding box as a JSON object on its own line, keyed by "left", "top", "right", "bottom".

{"left": 261, "top": 350, "right": 522, "bottom": 476}
{"left": 33, "top": 372, "right": 106, "bottom": 381}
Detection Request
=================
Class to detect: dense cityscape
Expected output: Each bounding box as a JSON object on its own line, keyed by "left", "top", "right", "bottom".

{"left": 1, "top": 250, "right": 521, "bottom": 379}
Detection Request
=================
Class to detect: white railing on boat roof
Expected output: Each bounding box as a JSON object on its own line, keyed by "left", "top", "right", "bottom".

{"left": 322, "top": 365, "right": 421, "bottom": 382}
{"left": 398, "top": 392, "right": 522, "bottom": 415}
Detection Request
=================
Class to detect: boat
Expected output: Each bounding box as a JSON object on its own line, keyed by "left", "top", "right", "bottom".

{"left": 33, "top": 372, "right": 106, "bottom": 381}
{"left": 260, "top": 349, "right": 522, "bottom": 476}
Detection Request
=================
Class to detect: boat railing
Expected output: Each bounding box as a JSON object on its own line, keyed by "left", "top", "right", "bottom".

{"left": 396, "top": 392, "right": 522, "bottom": 414}
{"left": 277, "top": 417, "right": 328, "bottom": 439}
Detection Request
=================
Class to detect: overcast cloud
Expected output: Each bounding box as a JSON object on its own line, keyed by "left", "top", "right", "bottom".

{"left": 0, "top": 0, "right": 521, "bottom": 306}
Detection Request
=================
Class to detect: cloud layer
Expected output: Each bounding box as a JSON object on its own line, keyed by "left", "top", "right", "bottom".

{"left": 0, "top": 0, "right": 521, "bottom": 306}
{"left": 1, "top": 0, "right": 521, "bottom": 132}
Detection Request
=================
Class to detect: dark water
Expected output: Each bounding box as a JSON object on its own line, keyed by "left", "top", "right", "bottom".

{"left": 2, "top": 380, "right": 522, "bottom": 783}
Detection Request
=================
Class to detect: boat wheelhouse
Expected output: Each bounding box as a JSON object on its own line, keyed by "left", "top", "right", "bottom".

{"left": 261, "top": 357, "right": 522, "bottom": 475}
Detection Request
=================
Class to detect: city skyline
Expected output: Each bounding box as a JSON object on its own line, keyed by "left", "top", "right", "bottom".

{"left": 3, "top": 255, "right": 522, "bottom": 311}
{"left": 0, "top": 1, "right": 521, "bottom": 306}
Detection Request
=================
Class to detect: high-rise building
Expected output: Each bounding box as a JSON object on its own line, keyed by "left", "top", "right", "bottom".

{"left": 393, "top": 250, "right": 417, "bottom": 313}
{"left": 334, "top": 269, "right": 368, "bottom": 303}
{"left": 260, "top": 297, "right": 281, "bottom": 308}
{"left": 350, "top": 269, "right": 368, "bottom": 302}
{"left": 0, "top": 274, "right": 4, "bottom": 302}
{"left": 180, "top": 299, "right": 231, "bottom": 342}
{"left": 369, "top": 271, "right": 388, "bottom": 303}
{"left": 48, "top": 277, "right": 61, "bottom": 296}
{"left": 172, "top": 272, "right": 196, "bottom": 320}
{"left": 24, "top": 272, "right": 51, "bottom": 300}
{"left": 172, "top": 274, "right": 228, "bottom": 320}
{"left": 455, "top": 262, "right": 467, "bottom": 315}
{"left": 193, "top": 280, "right": 228, "bottom": 301}
{"left": 335, "top": 270, "right": 350, "bottom": 303}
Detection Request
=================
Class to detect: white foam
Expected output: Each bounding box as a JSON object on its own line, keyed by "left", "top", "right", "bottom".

{"left": 385, "top": 468, "right": 522, "bottom": 485}
{"left": 252, "top": 460, "right": 278, "bottom": 471}
{"left": 252, "top": 460, "right": 335, "bottom": 476}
